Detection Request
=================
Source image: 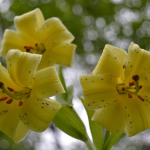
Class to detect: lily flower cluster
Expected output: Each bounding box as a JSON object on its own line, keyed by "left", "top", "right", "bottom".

{"left": 1, "top": 8, "right": 76, "bottom": 70}
{"left": 80, "top": 42, "right": 150, "bottom": 137}
{"left": 1, "top": 7, "right": 150, "bottom": 145}
{"left": 0, "top": 8, "right": 76, "bottom": 142}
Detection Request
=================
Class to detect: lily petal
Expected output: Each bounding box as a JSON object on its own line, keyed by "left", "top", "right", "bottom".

{"left": 14, "top": 8, "right": 44, "bottom": 39}
{"left": 92, "top": 44, "right": 127, "bottom": 78}
{"left": 6, "top": 49, "right": 42, "bottom": 88}
{"left": 19, "top": 91, "right": 61, "bottom": 132}
{"left": 39, "top": 17, "right": 74, "bottom": 43}
{"left": 0, "top": 30, "right": 26, "bottom": 57}
{"left": 0, "top": 29, "right": 40, "bottom": 57}
{"left": 13, "top": 121, "right": 30, "bottom": 143}
{"left": 92, "top": 101, "right": 126, "bottom": 135}
{"left": 122, "top": 94, "right": 150, "bottom": 136}
{"left": 0, "top": 93, "right": 17, "bottom": 117}
{"left": 33, "top": 66, "right": 65, "bottom": 98}
{"left": 125, "top": 42, "right": 150, "bottom": 83}
{"left": 0, "top": 63, "right": 24, "bottom": 116}
{"left": 80, "top": 74, "right": 119, "bottom": 110}
{"left": 0, "top": 63, "right": 22, "bottom": 90}
{"left": 0, "top": 105, "right": 29, "bottom": 142}
{"left": 38, "top": 43, "right": 76, "bottom": 69}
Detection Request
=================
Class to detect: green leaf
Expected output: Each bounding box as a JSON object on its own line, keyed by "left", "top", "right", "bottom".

{"left": 56, "top": 85, "right": 74, "bottom": 105}
{"left": 55, "top": 94, "right": 68, "bottom": 105}
{"left": 79, "top": 96, "right": 103, "bottom": 150}
{"left": 104, "top": 130, "right": 110, "bottom": 143}
{"left": 66, "top": 85, "right": 74, "bottom": 105}
{"left": 103, "top": 132, "right": 124, "bottom": 150}
{"left": 56, "top": 66, "right": 74, "bottom": 105}
{"left": 53, "top": 105, "right": 87, "bottom": 141}
{"left": 0, "top": 57, "right": 6, "bottom": 68}
{"left": 58, "top": 66, "right": 68, "bottom": 100}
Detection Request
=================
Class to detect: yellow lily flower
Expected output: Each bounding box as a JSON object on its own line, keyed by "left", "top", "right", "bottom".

{"left": 0, "top": 8, "right": 76, "bottom": 70}
{"left": 0, "top": 49, "right": 65, "bottom": 142}
{"left": 80, "top": 42, "right": 150, "bottom": 137}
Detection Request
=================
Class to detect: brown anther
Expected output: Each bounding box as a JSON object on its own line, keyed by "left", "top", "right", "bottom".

{"left": 129, "top": 81, "right": 135, "bottom": 86}
{"left": 0, "top": 97, "right": 8, "bottom": 101}
{"left": 24, "top": 46, "right": 28, "bottom": 49}
{"left": 128, "top": 93, "right": 132, "bottom": 98}
{"left": 2, "top": 91, "right": 5, "bottom": 93}
{"left": 14, "top": 91, "right": 17, "bottom": 93}
{"left": 123, "top": 64, "right": 126, "bottom": 68}
{"left": 132, "top": 75, "right": 139, "bottom": 81}
{"left": 139, "top": 85, "right": 142, "bottom": 89}
{"left": 29, "top": 46, "right": 33, "bottom": 49}
{"left": 26, "top": 48, "right": 30, "bottom": 52}
{"left": 0, "top": 82, "right": 4, "bottom": 88}
{"left": 122, "top": 87, "right": 125, "bottom": 91}
{"left": 6, "top": 99, "right": 13, "bottom": 104}
{"left": 37, "top": 47, "right": 40, "bottom": 51}
{"left": 19, "top": 101, "right": 23, "bottom": 106}
{"left": 35, "top": 43, "right": 38, "bottom": 46}
{"left": 7, "top": 87, "right": 14, "bottom": 92}
{"left": 138, "top": 95, "right": 144, "bottom": 101}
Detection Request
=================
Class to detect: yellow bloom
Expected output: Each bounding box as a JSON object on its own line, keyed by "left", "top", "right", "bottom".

{"left": 0, "top": 49, "right": 65, "bottom": 142}
{"left": 1, "top": 8, "right": 76, "bottom": 70}
{"left": 80, "top": 42, "right": 150, "bottom": 137}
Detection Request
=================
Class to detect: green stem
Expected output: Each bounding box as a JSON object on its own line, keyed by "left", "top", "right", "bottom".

{"left": 104, "top": 130, "right": 110, "bottom": 143}
{"left": 85, "top": 137, "right": 96, "bottom": 150}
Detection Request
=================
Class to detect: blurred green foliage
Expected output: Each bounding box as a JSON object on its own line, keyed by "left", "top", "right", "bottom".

{"left": 1, "top": 0, "right": 150, "bottom": 70}
{"left": 0, "top": 0, "right": 150, "bottom": 149}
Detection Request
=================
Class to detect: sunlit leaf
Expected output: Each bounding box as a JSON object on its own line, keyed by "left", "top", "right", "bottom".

{"left": 53, "top": 105, "right": 87, "bottom": 141}
{"left": 79, "top": 96, "right": 103, "bottom": 150}
{"left": 103, "top": 132, "right": 124, "bottom": 150}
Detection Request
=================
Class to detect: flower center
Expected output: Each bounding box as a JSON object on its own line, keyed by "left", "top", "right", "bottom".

{"left": 24, "top": 43, "right": 45, "bottom": 54}
{"left": 0, "top": 82, "right": 31, "bottom": 106}
{"left": 116, "top": 75, "right": 144, "bottom": 101}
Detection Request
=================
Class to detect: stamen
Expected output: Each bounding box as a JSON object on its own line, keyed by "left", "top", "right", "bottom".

{"left": 129, "top": 81, "right": 135, "bottom": 86}
{"left": 24, "top": 43, "right": 45, "bottom": 54}
{"left": 6, "top": 99, "right": 13, "bottom": 104}
{"left": 122, "top": 87, "right": 125, "bottom": 91}
{"left": 0, "top": 83, "right": 31, "bottom": 100}
{"left": 139, "top": 85, "right": 142, "bottom": 89}
{"left": 0, "top": 97, "right": 8, "bottom": 101}
{"left": 24, "top": 46, "right": 28, "bottom": 49}
{"left": 138, "top": 95, "right": 144, "bottom": 101}
{"left": 19, "top": 101, "right": 23, "bottom": 106}
{"left": 132, "top": 75, "right": 139, "bottom": 81}
{"left": 29, "top": 46, "right": 33, "bottom": 49}
{"left": 7, "top": 87, "right": 14, "bottom": 92}
{"left": 0, "top": 84, "right": 20, "bottom": 100}
{"left": 128, "top": 93, "right": 132, "bottom": 98}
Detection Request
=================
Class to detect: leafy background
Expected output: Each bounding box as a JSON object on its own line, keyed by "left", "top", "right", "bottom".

{"left": 0, "top": 0, "right": 150, "bottom": 149}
